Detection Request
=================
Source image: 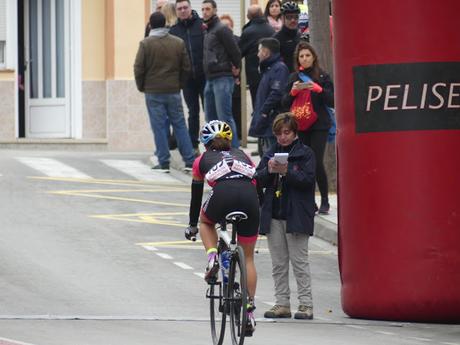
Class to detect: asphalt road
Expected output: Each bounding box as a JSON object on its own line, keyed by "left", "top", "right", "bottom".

{"left": 0, "top": 150, "right": 458, "bottom": 345}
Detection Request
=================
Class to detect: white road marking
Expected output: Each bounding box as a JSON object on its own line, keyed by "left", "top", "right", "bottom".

{"left": 101, "top": 159, "right": 177, "bottom": 182}
{"left": 374, "top": 330, "right": 396, "bottom": 336}
{"left": 261, "top": 301, "right": 275, "bottom": 306}
{"left": 315, "top": 316, "right": 333, "bottom": 321}
{"left": 17, "top": 157, "right": 91, "bottom": 179}
{"left": 346, "top": 325, "right": 365, "bottom": 330}
{"left": 155, "top": 252, "right": 173, "bottom": 260}
{"left": 0, "top": 336, "right": 38, "bottom": 345}
{"left": 173, "top": 262, "right": 193, "bottom": 270}
{"left": 407, "top": 337, "right": 432, "bottom": 342}
{"left": 142, "top": 245, "right": 158, "bottom": 251}
{"left": 442, "top": 342, "right": 460, "bottom": 345}
{"left": 194, "top": 272, "right": 205, "bottom": 279}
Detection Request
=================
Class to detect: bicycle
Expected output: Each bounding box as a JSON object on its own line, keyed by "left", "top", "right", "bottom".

{"left": 188, "top": 211, "right": 250, "bottom": 345}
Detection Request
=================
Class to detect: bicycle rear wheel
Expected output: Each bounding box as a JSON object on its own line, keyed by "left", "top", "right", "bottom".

{"left": 228, "top": 245, "right": 248, "bottom": 345}
{"left": 209, "top": 275, "right": 226, "bottom": 345}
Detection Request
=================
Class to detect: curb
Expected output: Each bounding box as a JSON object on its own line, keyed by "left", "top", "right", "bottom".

{"left": 314, "top": 216, "right": 338, "bottom": 246}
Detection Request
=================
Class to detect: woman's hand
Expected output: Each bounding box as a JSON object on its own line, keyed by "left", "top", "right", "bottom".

{"left": 292, "top": 81, "right": 304, "bottom": 91}
{"left": 305, "top": 81, "right": 323, "bottom": 93}
{"left": 268, "top": 158, "right": 288, "bottom": 176}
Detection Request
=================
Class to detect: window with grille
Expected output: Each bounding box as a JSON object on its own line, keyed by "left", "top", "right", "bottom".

{"left": 0, "top": 41, "right": 5, "bottom": 67}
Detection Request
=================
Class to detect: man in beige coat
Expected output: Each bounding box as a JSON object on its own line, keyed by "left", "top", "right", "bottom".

{"left": 134, "top": 12, "right": 195, "bottom": 172}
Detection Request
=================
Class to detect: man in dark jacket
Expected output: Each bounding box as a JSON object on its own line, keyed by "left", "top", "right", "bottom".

{"left": 170, "top": 0, "right": 205, "bottom": 153}
{"left": 134, "top": 12, "right": 195, "bottom": 172}
{"left": 273, "top": 1, "right": 301, "bottom": 73}
{"left": 256, "top": 113, "right": 316, "bottom": 320}
{"left": 248, "top": 38, "right": 289, "bottom": 157}
{"left": 238, "top": 5, "right": 275, "bottom": 106}
{"left": 201, "top": 0, "right": 241, "bottom": 148}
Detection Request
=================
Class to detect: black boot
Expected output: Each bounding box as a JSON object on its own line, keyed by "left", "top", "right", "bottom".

{"left": 319, "top": 198, "right": 330, "bottom": 215}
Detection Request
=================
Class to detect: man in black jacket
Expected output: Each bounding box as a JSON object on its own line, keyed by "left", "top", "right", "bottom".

{"left": 170, "top": 0, "right": 205, "bottom": 152}
{"left": 201, "top": 0, "right": 241, "bottom": 148}
{"left": 239, "top": 5, "right": 275, "bottom": 106}
{"left": 273, "top": 1, "right": 301, "bottom": 73}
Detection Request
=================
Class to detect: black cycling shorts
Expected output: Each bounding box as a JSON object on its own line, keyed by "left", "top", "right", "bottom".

{"left": 201, "top": 179, "right": 259, "bottom": 242}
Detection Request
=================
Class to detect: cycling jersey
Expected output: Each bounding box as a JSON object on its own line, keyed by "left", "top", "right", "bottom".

{"left": 192, "top": 148, "right": 259, "bottom": 243}
{"left": 193, "top": 148, "right": 256, "bottom": 187}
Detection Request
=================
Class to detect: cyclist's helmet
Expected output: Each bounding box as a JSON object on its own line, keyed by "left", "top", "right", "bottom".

{"left": 200, "top": 120, "right": 233, "bottom": 145}
{"left": 281, "top": 1, "right": 300, "bottom": 15}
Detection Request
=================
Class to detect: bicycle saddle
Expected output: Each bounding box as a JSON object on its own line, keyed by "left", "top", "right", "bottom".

{"left": 225, "top": 211, "right": 248, "bottom": 223}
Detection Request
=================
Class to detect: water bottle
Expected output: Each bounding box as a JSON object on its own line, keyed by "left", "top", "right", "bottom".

{"left": 220, "top": 250, "right": 230, "bottom": 284}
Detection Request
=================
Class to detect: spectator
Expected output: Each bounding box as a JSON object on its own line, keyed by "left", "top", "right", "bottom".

{"left": 282, "top": 41, "right": 334, "bottom": 214}
{"left": 264, "top": 0, "right": 282, "bottom": 32}
{"left": 256, "top": 113, "right": 316, "bottom": 320}
{"left": 273, "top": 1, "right": 301, "bottom": 73}
{"left": 134, "top": 12, "right": 195, "bottom": 173}
{"left": 161, "top": 2, "right": 178, "bottom": 27}
{"left": 144, "top": 0, "right": 170, "bottom": 39}
{"left": 201, "top": 0, "right": 241, "bottom": 148}
{"left": 220, "top": 14, "right": 242, "bottom": 141}
{"left": 248, "top": 37, "right": 289, "bottom": 157}
{"left": 239, "top": 4, "right": 275, "bottom": 107}
{"left": 170, "top": 0, "right": 205, "bottom": 155}
{"left": 156, "top": 0, "right": 168, "bottom": 11}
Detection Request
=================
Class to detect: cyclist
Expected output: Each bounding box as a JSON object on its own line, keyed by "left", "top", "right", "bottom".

{"left": 185, "top": 120, "right": 259, "bottom": 334}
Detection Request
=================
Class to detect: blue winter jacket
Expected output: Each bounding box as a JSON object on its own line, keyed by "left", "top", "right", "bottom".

{"left": 256, "top": 139, "right": 316, "bottom": 235}
{"left": 170, "top": 10, "right": 205, "bottom": 80}
{"left": 248, "top": 53, "right": 289, "bottom": 138}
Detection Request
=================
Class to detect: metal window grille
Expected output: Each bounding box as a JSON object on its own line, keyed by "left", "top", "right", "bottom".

{"left": 0, "top": 41, "right": 5, "bottom": 66}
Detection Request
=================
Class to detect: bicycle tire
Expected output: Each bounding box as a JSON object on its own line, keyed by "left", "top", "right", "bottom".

{"left": 209, "top": 270, "right": 226, "bottom": 344}
{"left": 228, "top": 245, "right": 248, "bottom": 345}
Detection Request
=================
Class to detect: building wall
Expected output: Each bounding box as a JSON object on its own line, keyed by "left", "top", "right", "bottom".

{"left": 81, "top": 0, "right": 153, "bottom": 151}
{"left": 0, "top": 70, "right": 15, "bottom": 140}
{"left": 81, "top": 0, "right": 107, "bottom": 140}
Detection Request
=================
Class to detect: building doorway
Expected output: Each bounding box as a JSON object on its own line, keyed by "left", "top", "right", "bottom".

{"left": 21, "top": 0, "right": 71, "bottom": 138}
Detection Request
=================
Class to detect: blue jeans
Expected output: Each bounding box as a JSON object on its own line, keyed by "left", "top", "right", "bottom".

{"left": 145, "top": 93, "right": 195, "bottom": 166}
{"left": 204, "top": 76, "right": 240, "bottom": 148}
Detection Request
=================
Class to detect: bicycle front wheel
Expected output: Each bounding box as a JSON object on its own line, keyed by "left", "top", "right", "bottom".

{"left": 209, "top": 278, "right": 226, "bottom": 345}
{"left": 228, "top": 245, "right": 248, "bottom": 345}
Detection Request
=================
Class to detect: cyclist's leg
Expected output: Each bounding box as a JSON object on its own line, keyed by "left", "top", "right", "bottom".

{"left": 239, "top": 240, "right": 257, "bottom": 299}
{"left": 199, "top": 216, "right": 218, "bottom": 252}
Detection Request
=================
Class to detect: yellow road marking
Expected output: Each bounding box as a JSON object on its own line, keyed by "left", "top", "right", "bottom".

{"left": 29, "top": 176, "right": 187, "bottom": 187}
{"left": 137, "top": 240, "right": 202, "bottom": 246}
{"left": 92, "top": 211, "right": 188, "bottom": 226}
{"left": 49, "top": 190, "right": 188, "bottom": 207}
{"left": 49, "top": 188, "right": 188, "bottom": 193}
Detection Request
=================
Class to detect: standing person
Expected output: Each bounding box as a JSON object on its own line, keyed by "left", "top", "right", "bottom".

{"left": 201, "top": 0, "right": 241, "bottom": 148}
{"left": 170, "top": 0, "right": 206, "bottom": 155}
{"left": 239, "top": 4, "right": 275, "bottom": 107}
{"left": 161, "top": 2, "right": 178, "bottom": 27}
{"left": 134, "top": 12, "right": 195, "bottom": 172}
{"left": 264, "top": 0, "right": 282, "bottom": 32}
{"left": 185, "top": 120, "right": 259, "bottom": 335}
{"left": 256, "top": 113, "right": 316, "bottom": 320}
{"left": 219, "top": 14, "right": 242, "bottom": 141}
{"left": 248, "top": 38, "right": 289, "bottom": 157}
{"left": 144, "top": 0, "right": 170, "bottom": 37}
{"left": 156, "top": 0, "right": 168, "bottom": 11}
{"left": 282, "top": 41, "right": 334, "bottom": 214}
{"left": 273, "top": 1, "right": 301, "bottom": 73}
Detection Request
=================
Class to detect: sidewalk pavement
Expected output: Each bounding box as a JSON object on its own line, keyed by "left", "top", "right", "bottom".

{"left": 167, "top": 140, "right": 338, "bottom": 246}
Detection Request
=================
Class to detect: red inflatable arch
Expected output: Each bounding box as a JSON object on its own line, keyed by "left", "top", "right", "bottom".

{"left": 334, "top": 0, "right": 460, "bottom": 322}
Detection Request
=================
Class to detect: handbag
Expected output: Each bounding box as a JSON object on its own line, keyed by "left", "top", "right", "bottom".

{"left": 290, "top": 89, "right": 318, "bottom": 131}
